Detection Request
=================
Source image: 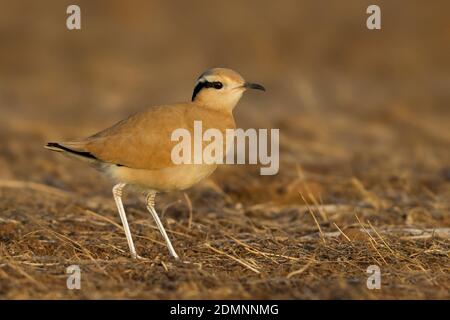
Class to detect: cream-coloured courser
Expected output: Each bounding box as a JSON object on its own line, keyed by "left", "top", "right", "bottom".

{"left": 45, "top": 68, "right": 265, "bottom": 260}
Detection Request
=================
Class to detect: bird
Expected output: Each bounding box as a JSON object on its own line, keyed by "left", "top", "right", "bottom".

{"left": 45, "top": 68, "right": 265, "bottom": 260}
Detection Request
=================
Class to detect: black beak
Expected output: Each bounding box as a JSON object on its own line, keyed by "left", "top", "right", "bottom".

{"left": 244, "top": 82, "right": 266, "bottom": 92}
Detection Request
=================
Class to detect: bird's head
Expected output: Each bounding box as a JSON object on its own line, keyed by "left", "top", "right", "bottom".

{"left": 191, "top": 68, "right": 265, "bottom": 111}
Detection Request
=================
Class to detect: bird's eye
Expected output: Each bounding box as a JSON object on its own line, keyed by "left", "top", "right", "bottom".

{"left": 212, "top": 81, "right": 223, "bottom": 89}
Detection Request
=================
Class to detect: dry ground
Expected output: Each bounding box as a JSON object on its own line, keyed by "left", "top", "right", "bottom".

{"left": 0, "top": 1, "right": 449, "bottom": 299}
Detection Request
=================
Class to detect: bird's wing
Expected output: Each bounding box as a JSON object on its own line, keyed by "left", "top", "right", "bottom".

{"left": 61, "top": 103, "right": 234, "bottom": 171}
{"left": 78, "top": 104, "right": 190, "bottom": 170}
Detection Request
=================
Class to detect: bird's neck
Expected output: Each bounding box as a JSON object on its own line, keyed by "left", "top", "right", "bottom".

{"left": 194, "top": 99, "right": 236, "bottom": 114}
{"left": 194, "top": 92, "right": 243, "bottom": 113}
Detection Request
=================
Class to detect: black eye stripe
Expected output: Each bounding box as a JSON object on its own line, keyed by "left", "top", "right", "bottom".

{"left": 191, "top": 81, "right": 223, "bottom": 101}
{"left": 192, "top": 81, "right": 207, "bottom": 101}
{"left": 204, "top": 81, "right": 222, "bottom": 89}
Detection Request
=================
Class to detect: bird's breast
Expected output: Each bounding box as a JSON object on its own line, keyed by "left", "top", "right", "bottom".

{"left": 107, "top": 163, "right": 218, "bottom": 192}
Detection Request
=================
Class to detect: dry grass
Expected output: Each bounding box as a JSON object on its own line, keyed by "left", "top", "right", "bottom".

{"left": 0, "top": 0, "right": 449, "bottom": 299}
{"left": 0, "top": 172, "right": 448, "bottom": 299}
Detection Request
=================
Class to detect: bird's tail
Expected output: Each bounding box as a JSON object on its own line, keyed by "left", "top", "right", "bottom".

{"left": 44, "top": 142, "right": 98, "bottom": 160}
{"left": 45, "top": 142, "right": 66, "bottom": 152}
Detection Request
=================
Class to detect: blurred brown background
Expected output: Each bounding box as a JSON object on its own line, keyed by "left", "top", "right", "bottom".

{"left": 0, "top": 1, "right": 449, "bottom": 198}
{"left": 0, "top": 0, "right": 449, "bottom": 299}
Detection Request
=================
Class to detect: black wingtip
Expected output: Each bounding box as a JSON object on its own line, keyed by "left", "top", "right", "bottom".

{"left": 45, "top": 142, "right": 63, "bottom": 150}
{"left": 45, "top": 142, "right": 98, "bottom": 160}
{"left": 46, "top": 142, "right": 59, "bottom": 148}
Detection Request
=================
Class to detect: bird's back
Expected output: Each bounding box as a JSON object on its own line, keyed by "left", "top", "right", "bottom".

{"left": 57, "top": 102, "right": 235, "bottom": 171}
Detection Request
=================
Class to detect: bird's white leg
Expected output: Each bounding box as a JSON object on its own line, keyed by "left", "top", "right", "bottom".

{"left": 146, "top": 192, "right": 179, "bottom": 260}
{"left": 112, "top": 183, "right": 137, "bottom": 259}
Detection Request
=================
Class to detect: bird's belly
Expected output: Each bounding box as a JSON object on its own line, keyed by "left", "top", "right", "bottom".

{"left": 107, "top": 164, "right": 218, "bottom": 192}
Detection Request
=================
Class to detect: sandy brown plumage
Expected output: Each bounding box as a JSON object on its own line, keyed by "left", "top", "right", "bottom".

{"left": 47, "top": 103, "right": 235, "bottom": 172}
{"left": 45, "top": 68, "right": 265, "bottom": 259}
